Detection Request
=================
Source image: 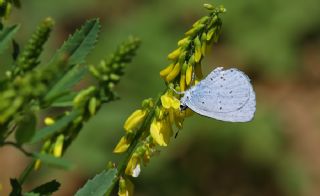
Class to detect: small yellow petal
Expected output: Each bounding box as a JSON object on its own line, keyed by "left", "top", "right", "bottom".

{"left": 124, "top": 109, "right": 147, "bottom": 133}
{"left": 185, "top": 24, "right": 204, "bottom": 36}
{"left": 171, "top": 98, "right": 180, "bottom": 110}
{"left": 194, "top": 36, "right": 202, "bottom": 63}
{"left": 160, "top": 63, "right": 174, "bottom": 77}
{"left": 167, "top": 48, "right": 181, "bottom": 60}
{"left": 44, "top": 117, "right": 55, "bottom": 125}
{"left": 161, "top": 95, "right": 171, "bottom": 109}
{"left": 180, "top": 75, "right": 186, "bottom": 92}
{"left": 177, "top": 37, "right": 190, "bottom": 46}
{"left": 186, "top": 64, "right": 193, "bottom": 86}
{"left": 113, "top": 136, "right": 131, "bottom": 153}
{"left": 150, "top": 119, "right": 172, "bottom": 146}
{"left": 150, "top": 119, "right": 166, "bottom": 146}
{"left": 161, "top": 93, "right": 180, "bottom": 110}
{"left": 125, "top": 155, "right": 139, "bottom": 176}
{"left": 165, "top": 63, "right": 180, "bottom": 82}
{"left": 53, "top": 134, "right": 64, "bottom": 157}
{"left": 206, "top": 28, "right": 215, "bottom": 41}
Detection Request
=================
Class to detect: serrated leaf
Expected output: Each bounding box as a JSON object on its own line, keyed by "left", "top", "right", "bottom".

{"left": 9, "top": 179, "right": 22, "bottom": 196}
{"left": 75, "top": 169, "right": 118, "bottom": 196}
{"left": 29, "top": 180, "right": 60, "bottom": 195}
{"left": 44, "top": 65, "right": 87, "bottom": 102}
{"left": 29, "top": 110, "right": 80, "bottom": 144}
{"left": 0, "top": 25, "right": 20, "bottom": 54}
{"left": 32, "top": 153, "right": 72, "bottom": 169}
{"left": 49, "top": 18, "right": 100, "bottom": 66}
{"left": 15, "top": 112, "right": 37, "bottom": 144}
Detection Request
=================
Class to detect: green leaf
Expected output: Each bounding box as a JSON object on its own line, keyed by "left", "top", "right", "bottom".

{"left": 49, "top": 92, "right": 78, "bottom": 107}
{"left": 32, "top": 153, "right": 72, "bottom": 169}
{"left": 44, "top": 65, "right": 87, "bottom": 103}
{"left": 49, "top": 18, "right": 100, "bottom": 67}
{"left": 0, "top": 25, "right": 20, "bottom": 54}
{"left": 29, "top": 110, "right": 80, "bottom": 144}
{"left": 15, "top": 113, "right": 37, "bottom": 144}
{"left": 9, "top": 178, "right": 22, "bottom": 196}
{"left": 75, "top": 169, "right": 118, "bottom": 196}
{"left": 28, "top": 180, "right": 60, "bottom": 195}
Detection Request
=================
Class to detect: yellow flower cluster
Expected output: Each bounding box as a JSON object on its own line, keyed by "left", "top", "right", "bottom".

{"left": 112, "top": 4, "right": 226, "bottom": 195}
{"left": 160, "top": 5, "right": 224, "bottom": 91}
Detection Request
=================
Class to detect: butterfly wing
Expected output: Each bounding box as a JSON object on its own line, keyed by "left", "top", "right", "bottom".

{"left": 185, "top": 67, "right": 256, "bottom": 122}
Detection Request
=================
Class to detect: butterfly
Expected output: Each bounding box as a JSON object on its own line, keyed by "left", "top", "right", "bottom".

{"left": 180, "top": 67, "right": 256, "bottom": 122}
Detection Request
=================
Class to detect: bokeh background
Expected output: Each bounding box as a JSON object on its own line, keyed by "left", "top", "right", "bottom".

{"left": 1, "top": 0, "right": 320, "bottom": 195}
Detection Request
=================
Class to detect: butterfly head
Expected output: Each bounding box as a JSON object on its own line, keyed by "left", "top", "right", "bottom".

{"left": 180, "top": 92, "right": 191, "bottom": 111}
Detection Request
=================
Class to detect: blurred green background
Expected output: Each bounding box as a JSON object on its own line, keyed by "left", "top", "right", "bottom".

{"left": 1, "top": 0, "right": 320, "bottom": 195}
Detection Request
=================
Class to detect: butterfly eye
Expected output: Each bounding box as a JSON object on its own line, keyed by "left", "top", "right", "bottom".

{"left": 180, "top": 104, "right": 188, "bottom": 111}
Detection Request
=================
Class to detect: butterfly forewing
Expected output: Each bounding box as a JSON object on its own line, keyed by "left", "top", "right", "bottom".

{"left": 188, "top": 68, "right": 251, "bottom": 113}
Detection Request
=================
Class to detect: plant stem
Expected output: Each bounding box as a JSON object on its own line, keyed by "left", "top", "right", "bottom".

{"left": 1, "top": 141, "right": 32, "bottom": 156}
{"left": 18, "top": 160, "right": 36, "bottom": 185}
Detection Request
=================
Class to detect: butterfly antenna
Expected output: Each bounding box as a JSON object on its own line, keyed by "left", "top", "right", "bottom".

{"left": 169, "top": 85, "right": 185, "bottom": 95}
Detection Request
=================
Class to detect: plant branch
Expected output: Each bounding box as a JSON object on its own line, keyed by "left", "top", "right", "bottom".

{"left": 1, "top": 141, "right": 32, "bottom": 156}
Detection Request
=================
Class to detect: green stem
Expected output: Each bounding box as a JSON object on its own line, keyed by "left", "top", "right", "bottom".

{"left": 18, "top": 160, "right": 36, "bottom": 185}
{"left": 1, "top": 141, "right": 32, "bottom": 156}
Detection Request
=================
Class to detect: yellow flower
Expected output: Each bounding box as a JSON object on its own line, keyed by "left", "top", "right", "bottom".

{"left": 161, "top": 93, "right": 180, "bottom": 110}
{"left": 118, "top": 177, "right": 134, "bottom": 196}
{"left": 167, "top": 48, "right": 181, "bottom": 60}
{"left": 194, "top": 36, "right": 202, "bottom": 62}
{"left": 165, "top": 63, "right": 180, "bottom": 82}
{"left": 124, "top": 109, "right": 147, "bottom": 133}
{"left": 113, "top": 136, "right": 131, "bottom": 153}
{"left": 44, "top": 117, "right": 55, "bottom": 125}
{"left": 177, "top": 37, "right": 190, "bottom": 46}
{"left": 150, "top": 118, "right": 173, "bottom": 146}
{"left": 125, "top": 155, "right": 140, "bottom": 177}
{"left": 53, "top": 134, "right": 64, "bottom": 157}
{"left": 185, "top": 64, "right": 193, "bottom": 86}
{"left": 180, "top": 75, "right": 186, "bottom": 92}
{"left": 160, "top": 63, "right": 174, "bottom": 77}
